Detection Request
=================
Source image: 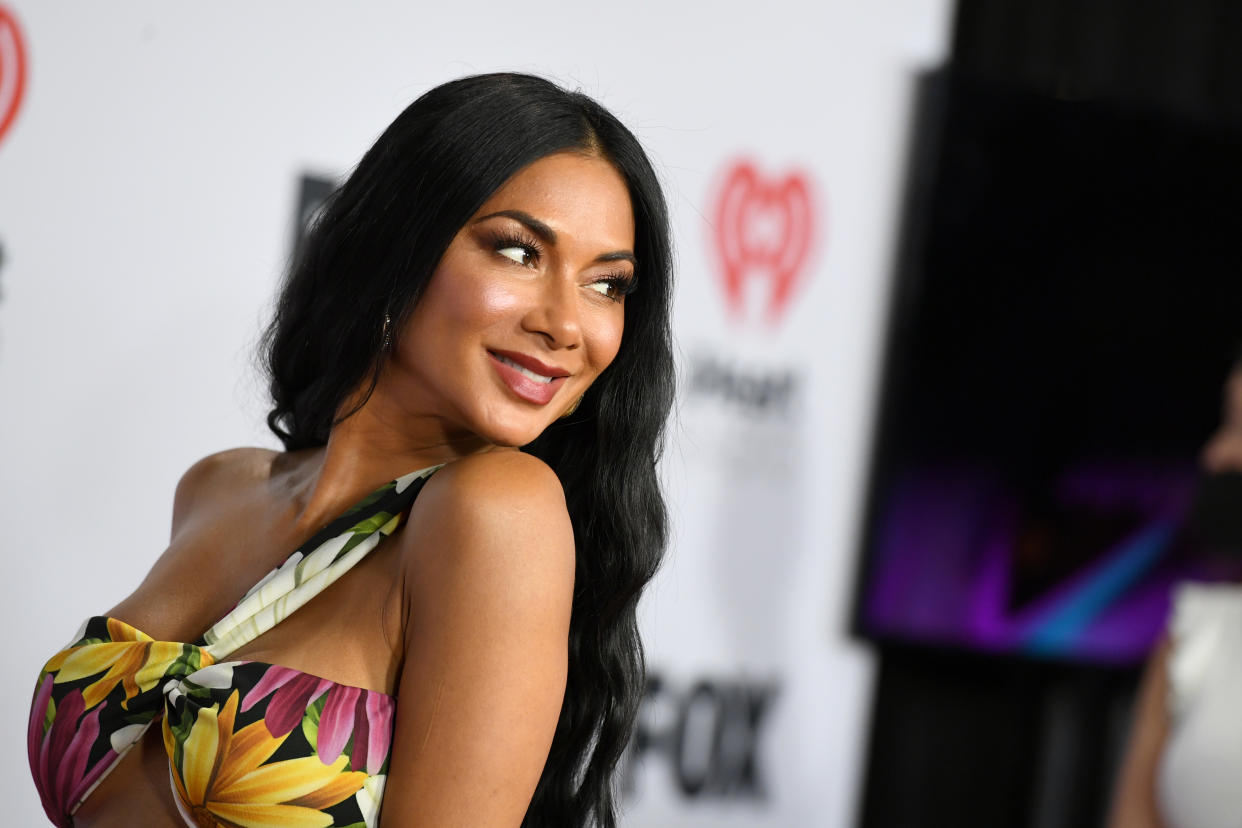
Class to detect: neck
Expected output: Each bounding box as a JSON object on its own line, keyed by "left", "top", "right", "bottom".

{"left": 285, "top": 377, "right": 503, "bottom": 533}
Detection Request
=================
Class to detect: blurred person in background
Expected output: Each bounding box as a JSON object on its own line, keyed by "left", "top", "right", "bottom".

{"left": 1110, "top": 356, "right": 1242, "bottom": 827}
{"left": 25, "top": 73, "right": 674, "bottom": 828}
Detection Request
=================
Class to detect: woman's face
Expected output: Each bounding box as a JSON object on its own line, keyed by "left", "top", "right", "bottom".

{"left": 385, "top": 151, "right": 635, "bottom": 449}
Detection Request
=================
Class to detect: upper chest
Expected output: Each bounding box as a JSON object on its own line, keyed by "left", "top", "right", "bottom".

{"left": 113, "top": 487, "right": 411, "bottom": 695}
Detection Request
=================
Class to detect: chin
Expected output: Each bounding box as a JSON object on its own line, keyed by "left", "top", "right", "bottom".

{"left": 477, "top": 417, "right": 553, "bottom": 450}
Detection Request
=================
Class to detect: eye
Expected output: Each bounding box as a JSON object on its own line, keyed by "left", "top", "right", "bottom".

{"left": 491, "top": 229, "right": 543, "bottom": 268}
{"left": 587, "top": 275, "right": 636, "bottom": 302}
{"left": 498, "top": 245, "right": 535, "bottom": 266}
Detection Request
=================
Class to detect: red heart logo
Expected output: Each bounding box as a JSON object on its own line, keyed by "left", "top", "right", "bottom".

{"left": 712, "top": 160, "right": 817, "bottom": 325}
{"left": 0, "top": 5, "right": 27, "bottom": 149}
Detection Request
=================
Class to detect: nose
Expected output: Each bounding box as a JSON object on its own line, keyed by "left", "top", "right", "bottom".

{"left": 523, "top": 270, "right": 582, "bottom": 350}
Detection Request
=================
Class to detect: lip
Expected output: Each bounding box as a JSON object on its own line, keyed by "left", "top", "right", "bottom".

{"left": 489, "top": 349, "right": 571, "bottom": 378}
{"left": 488, "top": 350, "right": 570, "bottom": 405}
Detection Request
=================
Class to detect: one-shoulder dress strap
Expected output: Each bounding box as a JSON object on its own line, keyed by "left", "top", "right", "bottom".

{"left": 200, "top": 464, "right": 441, "bottom": 659}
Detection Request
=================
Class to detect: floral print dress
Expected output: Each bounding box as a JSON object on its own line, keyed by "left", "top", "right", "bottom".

{"left": 28, "top": 464, "right": 441, "bottom": 827}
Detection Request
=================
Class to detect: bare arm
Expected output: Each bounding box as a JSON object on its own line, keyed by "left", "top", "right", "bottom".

{"left": 380, "top": 450, "right": 576, "bottom": 827}
{"left": 1107, "top": 637, "right": 1171, "bottom": 828}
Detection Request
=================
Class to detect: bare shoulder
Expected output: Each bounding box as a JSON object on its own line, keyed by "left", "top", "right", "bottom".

{"left": 419, "top": 448, "right": 567, "bottom": 511}
{"left": 171, "top": 447, "right": 279, "bottom": 535}
{"left": 401, "top": 449, "right": 575, "bottom": 603}
{"left": 381, "top": 449, "right": 575, "bottom": 824}
{"left": 108, "top": 447, "right": 280, "bottom": 633}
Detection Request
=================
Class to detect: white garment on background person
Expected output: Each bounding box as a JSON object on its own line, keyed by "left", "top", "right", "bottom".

{"left": 1159, "top": 582, "right": 1242, "bottom": 828}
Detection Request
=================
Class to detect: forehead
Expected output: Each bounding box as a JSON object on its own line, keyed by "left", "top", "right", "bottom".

{"left": 475, "top": 152, "right": 635, "bottom": 244}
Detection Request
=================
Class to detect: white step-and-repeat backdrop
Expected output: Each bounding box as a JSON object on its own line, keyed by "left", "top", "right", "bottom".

{"left": 0, "top": 2, "right": 948, "bottom": 824}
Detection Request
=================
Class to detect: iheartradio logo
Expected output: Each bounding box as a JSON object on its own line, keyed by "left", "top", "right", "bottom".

{"left": 0, "top": 4, "right": 26, "bottom": 149}
{"left": 711, "top": 160, "right": 819, "bottom": 326}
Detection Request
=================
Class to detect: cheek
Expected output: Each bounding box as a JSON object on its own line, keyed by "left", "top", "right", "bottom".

{"left": 474, "top": 280, "right": 525, "bottom": 322}
{"left": 426, "top": 265, "right": 525, "bottom": 330}
{"left": 585, "top": 310, "right": 626, "bottom": 373}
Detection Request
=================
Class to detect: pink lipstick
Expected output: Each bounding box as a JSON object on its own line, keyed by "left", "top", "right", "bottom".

{"left": 488, "top": 350, "right": 569, "bottom": 405}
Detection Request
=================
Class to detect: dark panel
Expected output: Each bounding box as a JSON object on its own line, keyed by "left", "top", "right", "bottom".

{"left": 952, "top": 0, "right": 1242, "bottom": 130}
{"left": 859, "top": 646, "right": 1139, "bottom": 828}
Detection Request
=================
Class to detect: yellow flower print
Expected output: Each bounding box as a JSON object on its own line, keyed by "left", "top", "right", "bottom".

{"left": 164, "top": 689, "right": 367, "bottom": 828}
{"left": 47, "top": 618, "right": 206, "bottom": 710}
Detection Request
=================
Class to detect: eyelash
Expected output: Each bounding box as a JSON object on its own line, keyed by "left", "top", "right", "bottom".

{"left": 491, "top": 231, "right": 638, "bottom": 303}
{"left": 492, "top": 230, "right": 544, "bottom": 268}
{"left": 593, "top": 273, "right": 638, "bottom": 303}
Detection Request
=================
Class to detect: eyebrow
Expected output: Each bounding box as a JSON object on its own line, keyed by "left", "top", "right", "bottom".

{"left": 474, "top": 209, "right": 638, "bottom": 267}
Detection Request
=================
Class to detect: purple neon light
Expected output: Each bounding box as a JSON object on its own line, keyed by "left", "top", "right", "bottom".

{"left": 864, "top": 463, "right": 1203, "bottom": 662}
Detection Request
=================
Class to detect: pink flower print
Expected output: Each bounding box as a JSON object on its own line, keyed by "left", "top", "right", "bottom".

{"left": 241, "top": 665, "right": 332, "bottom": 737}
{"left": 239, "top": 664, "right": 394, "bottom": 774}
{"left": 316, "top": 684, "right": 360, "bottom": 765}
{"left": 318, "top": 685, "right": 394, "bottom": 774}
{"left": 357, "top": 691, "right": 395, "bottom": 774}
{"left": 27, "top": 675, "right": 119, "bottom": 827}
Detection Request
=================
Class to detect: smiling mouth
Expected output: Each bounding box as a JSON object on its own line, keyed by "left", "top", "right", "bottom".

{"left": 493, "top": 352, "right": 555, "bottom": 383}
{"left": 487, "top": 350, "right": 570, "bottom": 406}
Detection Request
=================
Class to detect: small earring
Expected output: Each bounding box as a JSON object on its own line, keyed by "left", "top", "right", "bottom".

{"left": 381, "top": 314, "right": 392, "bottom": 350}
{"left": 560, "top": 394, "right": 585, "bottom": 419}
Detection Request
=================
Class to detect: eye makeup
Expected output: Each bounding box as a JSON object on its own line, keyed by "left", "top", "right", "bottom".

{"left": 481, "top": 223, "right": 637, "bottom": 302}
{"left": 489, "top": 228, "right": 544, "bottom": 268}
{"left": 590, "top": 273, "right": 638, "bottom": 302}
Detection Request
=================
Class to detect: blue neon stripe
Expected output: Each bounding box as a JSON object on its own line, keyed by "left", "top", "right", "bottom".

{"left": 1020, "top": 519, "right": 1175, "bottom": 655}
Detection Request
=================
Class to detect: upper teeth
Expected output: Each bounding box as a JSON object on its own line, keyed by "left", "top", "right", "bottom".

{"left": 497, "top": 354, "right": 553, "bottom": 383}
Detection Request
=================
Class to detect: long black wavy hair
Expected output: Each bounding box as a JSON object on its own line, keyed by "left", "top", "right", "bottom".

{"left": 260, "top": 73, "right": 674, "bottom": 826}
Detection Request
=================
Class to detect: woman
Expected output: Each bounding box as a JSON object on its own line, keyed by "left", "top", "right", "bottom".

{"left": 1109, "top": 361, "right": 1242, "bottom": 827}
{"left": 27, "top": 73, "right": 674, "bottom": 827}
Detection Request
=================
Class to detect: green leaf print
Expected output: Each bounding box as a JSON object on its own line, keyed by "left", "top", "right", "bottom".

{"left": 181, "top": 682, "right": 216, "bottom": 702}
{"left": 302, "top": 691, "right": 327, "bottom": 750}
{"left": 339, "top": 512, "right": 395, "bottom": 556}
{"left": 167, "top": 646, "right": 208, "bottom": 686}
{"left": 168, "top": 713, "right": 194, "bottom": 769}
{"left": 350, "top": 510, "right": 395, "bottom": 536}
{"left": 122, "top": 709, "right": 159, "bottom": 726}
{"left": 43, "top": 696, "right": 55, "bottom": 733}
